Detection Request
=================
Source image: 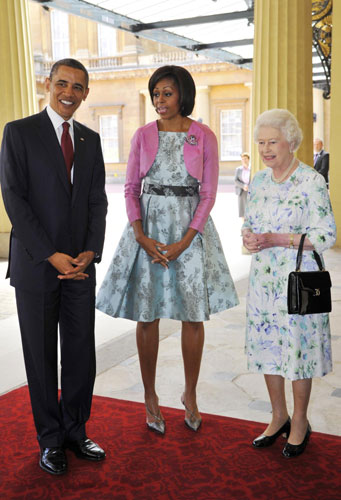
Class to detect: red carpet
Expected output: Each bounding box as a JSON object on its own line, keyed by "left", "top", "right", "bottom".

{"left": 0, "top": 386, "right": 340, "bottom": 500}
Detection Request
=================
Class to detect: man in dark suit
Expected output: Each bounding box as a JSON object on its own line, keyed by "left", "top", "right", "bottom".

{"left": 0, "top": 59, "right": 108, "bottom": 475}
{"left": 313, "top": 138, "right": 329, "bottom": 187}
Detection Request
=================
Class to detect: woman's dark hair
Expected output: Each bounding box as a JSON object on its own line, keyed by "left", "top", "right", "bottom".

{"left": 148, "top": 65, "right": 196, "bottom": 117}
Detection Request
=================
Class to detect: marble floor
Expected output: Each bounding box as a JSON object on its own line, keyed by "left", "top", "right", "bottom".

{"left": 1, "top": 188, "right": 340, "bottom": 437}
{"left": 93, "top": 258, "right": 341, "bottom": 437}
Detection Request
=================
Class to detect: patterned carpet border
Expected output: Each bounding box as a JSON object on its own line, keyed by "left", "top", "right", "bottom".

{"left": 0, "top": 386, "right": 340, "bottom": 500}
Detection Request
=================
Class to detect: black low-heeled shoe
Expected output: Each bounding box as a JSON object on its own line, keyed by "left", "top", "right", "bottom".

{"left": 282, "top": 423, "right": 311, "bottom": 458}
{"left": 252, "top": 417, "right": 291, "bottom": 448}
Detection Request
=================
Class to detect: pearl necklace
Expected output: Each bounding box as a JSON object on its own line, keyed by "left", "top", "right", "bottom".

{"left": 271, "top": 157, "right": 296, "bottom": 184}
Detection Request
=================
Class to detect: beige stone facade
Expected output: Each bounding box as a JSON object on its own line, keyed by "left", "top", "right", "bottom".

{"left": 29, "top": 2, "right": 252, "bottom": 177}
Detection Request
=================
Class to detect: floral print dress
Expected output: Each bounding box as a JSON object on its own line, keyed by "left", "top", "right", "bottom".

{"left": 242, "top": 163, "right": 336, "bottom": 380}
{"left": 96, "top": 132, "right": 238, "bottom": 322}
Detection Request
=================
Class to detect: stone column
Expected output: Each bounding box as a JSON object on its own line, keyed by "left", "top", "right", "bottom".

{"left": 194, "top": 86, "right": 210, "bottom": 126}
{"left": 330, "top": 1, "right": 341, "bottom": 247}
{"left": 251, "top": 0, "right": 313, "bottom": 173}
{"left": 140, "top": 89, "right": 158, "bottom": 124}
{"left": 0, "top": 0, "right": 37, "bottom": 257}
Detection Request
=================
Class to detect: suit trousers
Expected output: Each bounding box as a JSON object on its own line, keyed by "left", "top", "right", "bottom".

{"left": 15, "top": 279, "right": 96, "bottom": 448}
{"left": 238, "top": 190, "right": 248, "bottom": 218}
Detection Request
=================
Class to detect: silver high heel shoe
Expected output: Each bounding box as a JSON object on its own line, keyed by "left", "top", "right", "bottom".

{"left": 145, "top": 404, "right": 165, "bottom": 435}
{"left": 181, "top": 395, "right": 202, "bottom": 432}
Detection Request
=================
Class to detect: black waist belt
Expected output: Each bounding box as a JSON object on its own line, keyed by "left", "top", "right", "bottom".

{"left": 143, "top": 183, "right": 199, "bottom": 197}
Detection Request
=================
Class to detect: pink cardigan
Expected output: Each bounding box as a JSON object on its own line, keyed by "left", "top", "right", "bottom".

{"left": 124, "top": 120, "right": 219, "bottom": 233}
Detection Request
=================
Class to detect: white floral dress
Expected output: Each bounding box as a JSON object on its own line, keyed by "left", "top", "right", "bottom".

{"left": 242, "top": 163, "right": 336, "bottom": 380}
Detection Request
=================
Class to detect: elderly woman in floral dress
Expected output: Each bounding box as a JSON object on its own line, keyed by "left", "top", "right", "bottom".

{"left": 242, "top": 109, "right": 336, "bottom": 458}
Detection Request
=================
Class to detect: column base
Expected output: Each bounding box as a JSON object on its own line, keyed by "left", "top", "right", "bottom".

{"left": 0, "top": 232, "right": 10, "bottom": 259}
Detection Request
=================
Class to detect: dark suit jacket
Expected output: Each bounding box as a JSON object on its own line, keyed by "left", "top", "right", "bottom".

{"left": 314, "top": 150, "right": 329, "bottom": 185}
{"left": 0, "top": 108, "right": 108, "bottom": 292}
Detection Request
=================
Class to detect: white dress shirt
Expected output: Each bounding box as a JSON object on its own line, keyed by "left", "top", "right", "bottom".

{"left": 241, "top": 166, "right": 250, "bottom": 185}
{"left": 46, "top": 105, "right": 75, "bottom": 183}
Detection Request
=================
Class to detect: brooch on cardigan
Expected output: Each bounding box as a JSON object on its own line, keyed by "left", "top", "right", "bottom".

{"left": 185, "top": 134, "right": 198, "bottom": 146}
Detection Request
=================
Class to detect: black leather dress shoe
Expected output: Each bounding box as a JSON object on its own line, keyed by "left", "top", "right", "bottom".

{"left": 39, "top": 447, "right": 67, "bottom": 475}
{"left": 65, "top": 437, "right": 106, "bottom": 461}
{"left": 252, "top": 417, "right": 291, "bottom": 448}
{"left": 282, "top": 423, "right": 311, "bottom": 458}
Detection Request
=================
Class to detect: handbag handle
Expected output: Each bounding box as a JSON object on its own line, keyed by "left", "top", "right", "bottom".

{"left": 295, "top": 234, "right": 324, "bottom": 271}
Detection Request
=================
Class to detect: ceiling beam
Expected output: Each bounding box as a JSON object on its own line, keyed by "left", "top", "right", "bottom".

{"left": 130, "top": 9, "right": 254, "bottom": 32}
{"left": 31, "top": 0, "right": 253, "bottom": 68}
{"left": 183, "top": 39, "right": 254, "bottom": 52}
{"left": 27, "top": 0, "right": 322, "bottom": 75}
{"left": 235, "top": 58, "right": 253, "bottom": 65}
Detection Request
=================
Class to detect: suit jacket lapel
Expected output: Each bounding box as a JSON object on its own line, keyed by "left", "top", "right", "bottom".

{"left": 37, "top": 109, "right": 71, "bottom": 196}
{"left": 72, "top": 122, "right": 87, "bottom": 205}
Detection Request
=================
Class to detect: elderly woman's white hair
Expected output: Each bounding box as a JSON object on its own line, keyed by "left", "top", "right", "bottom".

{"left": 254, "top": 109, "right": 303, "bottom": 152}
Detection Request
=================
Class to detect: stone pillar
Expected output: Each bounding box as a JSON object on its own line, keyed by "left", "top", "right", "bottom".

{"left": 330, "top": 1, "right": 341, "bottom": 247}
{"left": 194, "top": 86, "right": 210, "bottom": 126}
{"left": 251, "top": 0, "right": 313, "bottom": 174}
{"left": 0, "top": 0, "right": 37, "bottom": 257}
{"left": 140, "top": 89, "right": 158, "bottom": 124}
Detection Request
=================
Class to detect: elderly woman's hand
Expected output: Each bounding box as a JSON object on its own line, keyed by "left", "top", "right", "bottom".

{"left": 255, "top": 232, "right": 274, "bottom": 250}
{"left": 245, "top": 232, "right": 306, "bottom": 252}
{"left": 243, "top": 231, "right": 276, "bottom": 252}
{"left": 243, "top": 230, "right": 260, "bottom": 253}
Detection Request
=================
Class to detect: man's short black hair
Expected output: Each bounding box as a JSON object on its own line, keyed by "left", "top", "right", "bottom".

{"left": 148, "top": 65, "right": 196, "bottom": 117}
{"left": 49, "top": 58, "right": 89, "bottom": 88}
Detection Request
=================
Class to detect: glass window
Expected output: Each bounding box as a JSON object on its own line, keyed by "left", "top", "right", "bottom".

{"left": 98, "top": 23, "right": 117, "bottom": 57}
{"left": 100, "top": 115, "right": 119, "bottom": 163}
{"left": 220, "top": 109, "right": 242, "bottom": 161}
{"left": 51, "top": 10, "right": 70, "bottom": 60}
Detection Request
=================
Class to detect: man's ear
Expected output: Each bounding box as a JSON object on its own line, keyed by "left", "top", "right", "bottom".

{"left": 45, "top": 77, "right": 51, "bottom": 93}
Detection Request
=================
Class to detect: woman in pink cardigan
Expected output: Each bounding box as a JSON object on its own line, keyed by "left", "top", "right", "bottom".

{"left": 96, "top": 66, "right": 238, "bottom": 434}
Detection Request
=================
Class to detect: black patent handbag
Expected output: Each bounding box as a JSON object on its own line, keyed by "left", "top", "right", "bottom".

{"left": 287, "top": 234, "right": 332, "bottom": 315}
